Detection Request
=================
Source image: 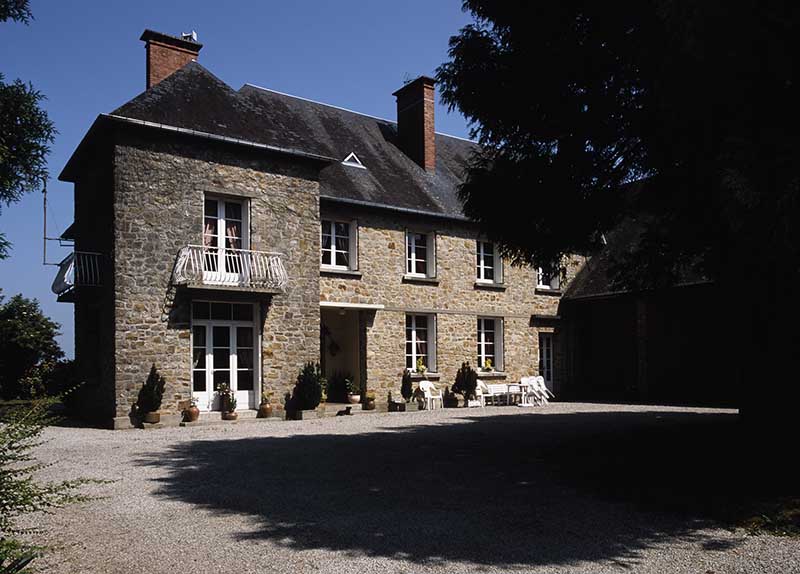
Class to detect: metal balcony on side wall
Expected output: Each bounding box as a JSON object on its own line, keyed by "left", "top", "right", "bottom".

{"left": 171, "top": 245, "right": 288, "bottom": 293}
{"left": 51, "top": 251, "right": 103, "bottom": 301}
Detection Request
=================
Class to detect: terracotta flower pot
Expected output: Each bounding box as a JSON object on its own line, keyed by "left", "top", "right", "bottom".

{"left": 184, "top": 405, "right": 200, "bottom": 422}
{"left": 363, "top": 399, "right": 376, "bottom": 411}
{"left": 257, "top": 403, "right": 273, "bottom": 418}
{"left": 143, "top": 411, "right": 160, "bottom": 424}
{"left": 221, "top": 411, "right": 238, "bottom": 421}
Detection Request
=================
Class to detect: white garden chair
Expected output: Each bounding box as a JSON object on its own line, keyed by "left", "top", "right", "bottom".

{"left": 474, "top": 379, "right": 490, "bottom": 407}
{"left": 418, "top": 380, "right": 443, "bottom": 410}
{"left": 534, "top": 376, "right": 554, "bottom": 404}
{"left": 518, "top": 376, "right": 541, "bottom": 406}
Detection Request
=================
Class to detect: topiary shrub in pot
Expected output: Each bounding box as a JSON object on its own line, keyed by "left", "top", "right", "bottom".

{"left": 401, "top": 370, "right": 413, "bottom": 403}
{"left": 136, "top": 364, "right": 166, "bottom": 424}
{"left": 292, "top": 362, "right": 323, "bottom": 412}
{"left": 452, "top": 361, "right": 478, "bottom": 407}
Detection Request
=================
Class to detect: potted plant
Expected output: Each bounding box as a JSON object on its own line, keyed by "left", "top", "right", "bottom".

{"left": 257, "top": 391, "right": 273, "bottom": 418}
{"left": 401, "top": 370, "right": 413, "bottom": 403}
{"left": 416, "top": 357, "right": 428, "bottom": 377}
{"left": 183, "top": 397, "right": 200, "bottom": 422}
{"left": 452, "top": 361, "right": 479, "bottom": 407}
{"left": 482, "top": 358, "right": 494, "bottom": 372}
{"left": 363, "top": 390, "right": 376, "bottom": 410}
{"left": 346, "top": 377, "right": 360, "bottom": 404}
{"left": 443, "top": 385, "right": 459, "bottom": 408}
{"left": 287, "top": 362, "right": 323, "bottom": 419}
{"left": 136, "top": 364, "right": 166, "bottom": 424}
{"left": 222, "top": 394, "right": 238, "bottom": 421}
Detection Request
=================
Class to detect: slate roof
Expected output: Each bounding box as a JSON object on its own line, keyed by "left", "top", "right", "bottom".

{"left": 96, "top": 62, "right": 478, "bottom": 218}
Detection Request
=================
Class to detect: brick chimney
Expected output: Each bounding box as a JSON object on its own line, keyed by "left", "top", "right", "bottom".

{"left": 140, "top": 29, "right": 203, "bottom": 89}
{"left": 393, "top": 76, "right": 436, "bottom": 173}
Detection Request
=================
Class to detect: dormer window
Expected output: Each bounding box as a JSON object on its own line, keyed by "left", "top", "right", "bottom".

{"left": 321, "top": 220, "right": 358, "bottom": 270}
{"left": 342, "top": 152, "right": 366, "bottom": 169}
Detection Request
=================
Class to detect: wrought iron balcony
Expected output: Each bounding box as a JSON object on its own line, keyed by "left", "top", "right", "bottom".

{"left": 172, "top": 245, "right": 288, "bottom": 293}
{"left": 51, "top": 251, "right": 102, "bottom": 298}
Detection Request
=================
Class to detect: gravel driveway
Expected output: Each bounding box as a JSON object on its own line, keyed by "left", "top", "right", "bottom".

{"left": 27, "top": 403, "right": 799, "bottom": 573}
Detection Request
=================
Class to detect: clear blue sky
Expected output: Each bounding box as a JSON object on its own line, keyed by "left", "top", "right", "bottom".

{"left": 0, "top": 1, "right": 473, "bottom": 356}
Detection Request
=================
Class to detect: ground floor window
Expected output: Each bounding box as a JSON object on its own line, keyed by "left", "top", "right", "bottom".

{"left": 539, "top": 332, "right": 554, "bottom": 389}
{"left": 477, "top": 317, "right": 504, "bottom": 371}
{"left": 406, "top": 314, "right": 436, "bottom": 372}
{"left": 191, "top": 301, "right": 258, "bottom": 411}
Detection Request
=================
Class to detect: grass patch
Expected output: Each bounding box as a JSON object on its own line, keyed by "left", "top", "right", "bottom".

{"left": 740, "top": 498, "right": 800, "bottom": 537}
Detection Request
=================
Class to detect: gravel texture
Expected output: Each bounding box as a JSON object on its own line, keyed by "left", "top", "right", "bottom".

{"left": 24, "top": 403, "right": 800, "bottom": 573}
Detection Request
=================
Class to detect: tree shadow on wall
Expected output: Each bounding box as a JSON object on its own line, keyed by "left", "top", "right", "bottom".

{"left": 137, "top": 409, "right": 792, "bottom": 568}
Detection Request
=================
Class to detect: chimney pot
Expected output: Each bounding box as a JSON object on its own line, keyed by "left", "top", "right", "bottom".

{"left": 393, "top": 76, "right": 436, "bottom": 172}
{"left": 140, "top": 29, "right": 203, "bottom": 89}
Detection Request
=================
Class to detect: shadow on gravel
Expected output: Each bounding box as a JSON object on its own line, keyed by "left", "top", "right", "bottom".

{"left": 138, "top": 409, "right": 793, "bottom": 568}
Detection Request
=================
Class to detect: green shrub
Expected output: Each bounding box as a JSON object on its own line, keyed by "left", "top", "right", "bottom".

{"left": 0, "top": 398, "right": 92, "bottom": 566}
{"left": 401, "top": 370, "right": 413, "bottom": 402}
{"left": 292, "top": 362, "right": 323, "bottom": 410}
{"left": 136, "top": 364, "right": 165, "bottom": 414}
{"left": 452, "top": 362, "right": 478, "bottom": 403}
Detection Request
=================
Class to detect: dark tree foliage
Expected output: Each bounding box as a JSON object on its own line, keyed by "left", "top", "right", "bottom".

{"left": 0, "top": 0, "right": 31, "bottom": 23}
{"left": 438, "top": 2, "right": 800, "bottom": 423}
{"left": 452, "top": 361, "right": 478, "bottom": 403}
{"left": 0, "top": 292, "right": 63, "bottom": 400}
{"left": 437, "top": 1, "right": 799, "bottom": 283}
{"left": 400, "top": 370, "right": 413, "bottom": 402}
{"left": 1, "top": 0, "right": 55, "bottom": 258}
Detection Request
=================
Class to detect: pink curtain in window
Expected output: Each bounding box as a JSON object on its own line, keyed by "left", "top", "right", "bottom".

{"left": 203, "top": 221, "right": 215, "bottom": 247}
{"left": 226, "top": 222, "right": 241, "bottom": 250}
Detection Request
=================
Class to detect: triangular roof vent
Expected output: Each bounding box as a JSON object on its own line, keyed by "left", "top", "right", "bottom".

{"left": 342, "top": 152, "right": 366, "bottom": 169}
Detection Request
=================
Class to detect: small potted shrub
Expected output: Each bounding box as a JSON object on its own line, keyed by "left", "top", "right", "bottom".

{"left": 363, "top": 390, "right": 376, "bottom": 410}
{"left": 401, "top": 370, "right": 413, "bottom": 403}
{"left": 222, "top": 394, "right": 238, "bottom": 421}
{"left": 416, "top": 357, "right": 428, "bottom": 377}
{"left": 482, "top": 358, "right": 494, "bottom": 372}
{"left": 137, "top": 364, "right": 166, "bottom": 424}
{"left": 443, "top": 385, "right": 459, "bottom": 408}
{"left": 346, "top": 377, "right": 360, "bottom": 404}
{"left": 257, "top": 391, "right": 273, "bottom": 418}
{"left": 183, "top": 397, "right": 200, "bottom": 422}
{"left": 288, "top": 362, "right": 323, "bottom": 419}
{"left": 452, "top": 361, "right": 479, "bottom": 407}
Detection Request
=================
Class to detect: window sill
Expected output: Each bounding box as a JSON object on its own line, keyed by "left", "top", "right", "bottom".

{"left": 409, "top": 372, "right": 441, "bottom": 381}
{"left": 402, "top": 275, "right": 439, "bottom": 285}
{"left": 320, "top": 267, "right": 362, "bottom": 279}
{"left": 474, "top": 281, "right": 506, "bottom": 291}
{"left": 535, "top": 287, "right": 562, "bottom": 296}
{"left": 476, "top": 371, "right": 507, "bottom": 380}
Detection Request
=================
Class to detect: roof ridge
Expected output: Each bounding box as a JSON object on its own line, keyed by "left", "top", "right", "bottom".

{"left": 240, "top": 83, "right": 478, "bottom": 144}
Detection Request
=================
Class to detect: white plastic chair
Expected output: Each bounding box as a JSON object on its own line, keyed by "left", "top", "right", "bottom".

{"left": 486, "top": 383, "right": 510, "bottom": 405}
{"left": 474, "top": 379, "right": 489, "bottom": 407}
{"left": 534, "top": 376, "right": 554, "bottom": 404}
{"left": 418, "top": 380, "right": 443, "bottom": 410}
{"left": 518, "top": 376, "right": 540, "bottom": 406}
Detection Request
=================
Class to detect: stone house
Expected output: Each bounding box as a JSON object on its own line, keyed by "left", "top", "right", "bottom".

{"left": 55, "top": 30, "right": 581, "bottom": 428}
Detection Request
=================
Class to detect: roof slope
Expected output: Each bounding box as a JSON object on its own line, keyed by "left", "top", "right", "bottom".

{"left": 112, "top": 62, "right": 478, "bottom": 217}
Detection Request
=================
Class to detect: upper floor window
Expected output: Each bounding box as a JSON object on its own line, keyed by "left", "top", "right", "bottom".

{"left": 406, "top": 231, "right": 436, "bottom": 277}
{"left": 203, "top": 196, "right": 249, "bottom": 276}
{"left": 537, "top": 263, "right": 561, "bottom": 290}
{"left": 476, "top": 240, "right": 503, "bottom": 283}
{"left": 321, "top": 220, "right": 357, "bottom": 270}
{"left": 406, "top": 313, "right": 437, "bottom": 372}
{"left": 477, "top": 317, "right": 504, "bottom": 371}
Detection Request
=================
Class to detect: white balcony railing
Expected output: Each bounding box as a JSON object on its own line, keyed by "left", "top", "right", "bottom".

{"left": 51, "top": 251, "right": 102, "bottom": 295}
{"left": 172, "top": 245, "right": 288, "bottom": 292}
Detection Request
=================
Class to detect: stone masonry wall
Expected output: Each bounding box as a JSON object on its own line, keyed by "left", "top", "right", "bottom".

{"left": 319, "top": 206, "right": 584, "bottom": 402}
{"left": 113, "top": 133, "right": 320, "bottom": 425}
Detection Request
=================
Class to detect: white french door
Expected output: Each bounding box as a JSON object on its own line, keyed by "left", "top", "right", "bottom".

{"left": 192, "top": 302, "right": 258, "bottom": 411}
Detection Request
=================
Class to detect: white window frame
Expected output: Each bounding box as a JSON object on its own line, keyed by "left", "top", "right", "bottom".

{"left": 203, "top": 196, "right": 250, "bottom": 283}
{"left": 405, "top": 231, "right": 436, "bottom": 278}
{"left": 477, "top": 316, "right": 504, "bottom": 371}
{"left": 405, "top": 313, "right": 437, "bottom": 372}
{"left": 321, "top": 219, "right": 358, "bottom": 271}
{"left": 537, "top": 264, "right": 561, "bottom": 290}
{"left": 476, "top": 240, "right": 503, "bottom": 283}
